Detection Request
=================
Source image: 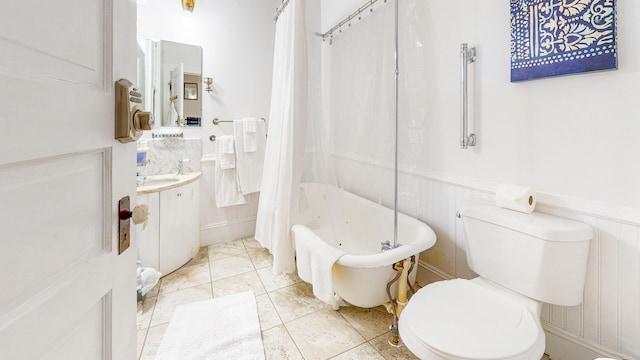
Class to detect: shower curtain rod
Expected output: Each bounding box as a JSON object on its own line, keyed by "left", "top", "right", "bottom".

{"left": 316, "top": 0, "right": 387, "bottom": 43}
{"left": 274, "top": 0, "right": 291, "bottom": 21}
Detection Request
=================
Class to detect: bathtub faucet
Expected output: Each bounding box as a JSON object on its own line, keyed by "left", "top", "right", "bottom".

{"left": 381, "top": 241, "right": 401, "bottom": 252}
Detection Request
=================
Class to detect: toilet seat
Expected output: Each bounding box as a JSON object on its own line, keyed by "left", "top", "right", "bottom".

{"left": 399, "top": 279, "right": 542, "bottom": 360}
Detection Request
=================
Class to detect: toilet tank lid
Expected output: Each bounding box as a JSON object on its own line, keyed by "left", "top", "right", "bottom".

{"left": 459, "top": 199, "right": 594, "bottom": 242}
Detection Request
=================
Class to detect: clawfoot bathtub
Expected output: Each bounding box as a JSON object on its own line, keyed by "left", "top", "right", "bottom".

{"left": 292, "top": 183, "right": 436, "bottom": 308}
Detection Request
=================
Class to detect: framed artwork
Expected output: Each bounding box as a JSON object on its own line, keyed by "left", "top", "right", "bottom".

{"left": 510, "top": 0, "right": 617, "bottom": 82}
{"left": 184, "top": 82, "right": 198, "bottom": 100}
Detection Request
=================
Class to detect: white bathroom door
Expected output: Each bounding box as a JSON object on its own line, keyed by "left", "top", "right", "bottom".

{"left": 0, "top": 1, "right": 139, "bottom": 359}
{"left": 169, "top": 63, "right": 185, "bottom": 125}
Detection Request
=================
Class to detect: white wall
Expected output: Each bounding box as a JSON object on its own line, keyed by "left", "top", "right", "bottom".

{"left": 411, "top": 0, "right": 639, "bottom": 210}
{"left": 324, "top": 0, "right": 640, "bottom": 210}
{"left": 320, "top": 0, "right": 363, "bottom": 32}
{"left": 138, "top": 0, "right": 280, "bottom": 244}
{"left": 322, "top": 0, "right": 639, "bottom": 359}
{"left": 138, "top": 0, "right": 280, "bottom": 154}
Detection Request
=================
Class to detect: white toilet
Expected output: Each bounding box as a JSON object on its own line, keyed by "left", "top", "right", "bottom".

{"left": 399, "top": 199, "right": 593, "bottom": 360}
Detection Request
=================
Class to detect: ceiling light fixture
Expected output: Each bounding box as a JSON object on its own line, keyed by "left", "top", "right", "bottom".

{"left": 181, "top": 0, "right": 194, "bottom": 12}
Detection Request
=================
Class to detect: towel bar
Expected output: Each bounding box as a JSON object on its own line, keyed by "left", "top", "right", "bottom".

{"left": 212, "top": 117, "right": 266, "bottom": 125}
{"left": 209, "top": 117, "right": 268, "bottom": 142}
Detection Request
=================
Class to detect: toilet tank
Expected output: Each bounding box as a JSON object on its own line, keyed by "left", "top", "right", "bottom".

{"left": 459, "top": 200, "right": 593, "bottom": 306}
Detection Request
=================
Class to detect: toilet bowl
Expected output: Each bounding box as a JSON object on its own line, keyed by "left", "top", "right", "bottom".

{"left": 400, "top": 278, "right": 545, "bottom": 360}
{"left": 399, "top": 199, "right": 593, "bottom": 360}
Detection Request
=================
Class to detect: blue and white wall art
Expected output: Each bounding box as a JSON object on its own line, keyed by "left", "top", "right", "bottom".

{"left": 510, "top": 0, "right": 617, "bottom": 82}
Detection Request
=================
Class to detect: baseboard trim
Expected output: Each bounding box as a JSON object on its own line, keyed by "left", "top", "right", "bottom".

{"left": 416, "top": 260, "right": 453, "bottom": 287}
{"left": 200, "top": 216, "right": 256, "bottom": 246}
{"left": 543, "top": 324, "right": 629, "bottom": 360}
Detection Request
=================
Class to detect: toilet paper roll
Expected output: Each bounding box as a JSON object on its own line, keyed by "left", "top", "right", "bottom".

{"left": 495, "top": 184, "right": 536, "bottom": 214}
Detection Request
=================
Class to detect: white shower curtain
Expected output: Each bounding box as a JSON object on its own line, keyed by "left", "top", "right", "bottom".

{"left": 255, "top": 0, "right": 308, "bottom": 275}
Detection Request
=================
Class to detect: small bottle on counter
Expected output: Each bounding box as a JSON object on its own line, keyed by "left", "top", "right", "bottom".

{"left": 137, "top": 141, "right": 150, "bottom": 166}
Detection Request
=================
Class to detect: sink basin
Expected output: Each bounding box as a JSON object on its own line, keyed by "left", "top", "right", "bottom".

{"left": 141, "top": 177, "right": 180, "bottom": 187}
{"left": 136, "top": 172, "right": 202, "bottom": 194}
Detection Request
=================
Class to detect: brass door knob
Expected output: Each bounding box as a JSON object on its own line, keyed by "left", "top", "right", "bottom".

{"left": 131, "top": 204, "right": 150, "bottom": 229}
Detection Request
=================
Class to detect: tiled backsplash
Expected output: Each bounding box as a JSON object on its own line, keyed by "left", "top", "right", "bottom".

{"left": 137, "top": 138, "right": 202, "bottom": 176}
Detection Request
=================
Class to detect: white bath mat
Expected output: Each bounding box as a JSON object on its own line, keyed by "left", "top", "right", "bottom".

{"left": 155, "top": 291, "right": 265, "bottom": 360}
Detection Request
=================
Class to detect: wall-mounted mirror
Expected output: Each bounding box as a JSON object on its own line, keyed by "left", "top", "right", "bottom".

{"left": 137, "top": 38, "right": 203, "bottom": 127}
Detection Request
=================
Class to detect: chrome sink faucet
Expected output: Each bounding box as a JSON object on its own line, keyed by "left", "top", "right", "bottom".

{"left": 136, "top": 172, "right": 148, "bottom": 186}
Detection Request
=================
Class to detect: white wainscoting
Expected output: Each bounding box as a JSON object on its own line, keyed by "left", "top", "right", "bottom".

{"left": 200, "top": 156, "right": 259, "bottom": 246}
{"left": 333, "top": 154, "right": 639, "bottom": 360}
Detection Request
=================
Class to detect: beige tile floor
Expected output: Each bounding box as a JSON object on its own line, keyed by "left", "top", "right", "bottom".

{"left": 137, "top": 236, "right": 551, "bottom": 360}
{"left": 137, "top": 236, "right": 418, "bottom": 360}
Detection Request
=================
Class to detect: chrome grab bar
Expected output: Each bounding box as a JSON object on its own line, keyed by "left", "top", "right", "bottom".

{"left": 460, "top": 43, "right": 477, "bottom": 149}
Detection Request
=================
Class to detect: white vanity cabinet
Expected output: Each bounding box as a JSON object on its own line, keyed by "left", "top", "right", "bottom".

{"left": 137, "top": 192, "right": 160, "bottom": 270}
{"left": 137, "top": 173, "right": 201, "bottom": 276}
{"left": 158, "top": 182, "right": 200, "bottom": 274}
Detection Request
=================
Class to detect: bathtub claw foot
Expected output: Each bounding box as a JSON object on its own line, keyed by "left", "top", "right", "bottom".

{"left": 388, "top": 329, "right": 403, "bottom": 348}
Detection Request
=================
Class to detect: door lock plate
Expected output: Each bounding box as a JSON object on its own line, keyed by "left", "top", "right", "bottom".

{"left": 118, "top": 196, "right": 132, "bottom": 254}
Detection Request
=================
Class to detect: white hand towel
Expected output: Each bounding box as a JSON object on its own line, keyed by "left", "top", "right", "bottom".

{"left": 292, "top": 224, "right": 344, "bottom": 309}
{"left": 233, "top": 119, "right": 266, "bottom": 195}
{"left": 217, "top": 135, "right": 236, "bottom": 170}
{"left": 221, "top": 136, "right": 235, "bottom": 154}
{"left": 243, "top": 118, "right": 257, "bottom": 132}
{"left": 214, "top": 155, "right": 247, "bottom": 207}
{"left": 243, "top": 118, "right": 258, "bottom": 153}
{"left": 214, "top": 135, "right": 246, "bottom": 207}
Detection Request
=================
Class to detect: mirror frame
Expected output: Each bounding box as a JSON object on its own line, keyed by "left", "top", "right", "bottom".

{"left": 137, "top": 38, "right": 203, "bottom": 128}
